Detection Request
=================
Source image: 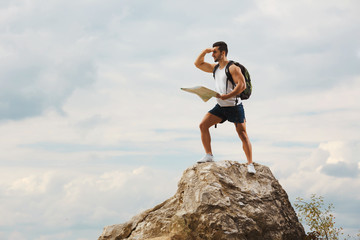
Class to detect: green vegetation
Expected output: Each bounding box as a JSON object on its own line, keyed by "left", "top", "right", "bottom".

{"left": 295, "top": 194, "right": 343, "bottom": 240}
{"left": 295, "top": 194, "right": 360, "bottom": 240}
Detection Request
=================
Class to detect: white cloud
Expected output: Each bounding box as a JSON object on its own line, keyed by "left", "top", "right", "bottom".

{"left": 0, "top": 166, "right": 179, "bottom": 239}
{"left": 7, "top": 172, "right": 51, "bottom": 195}
{"left": 320, "top": 141, "right": 346, "bottom": 164}
{"left": 8, "top": 232, "right": 27, "bottom": 240}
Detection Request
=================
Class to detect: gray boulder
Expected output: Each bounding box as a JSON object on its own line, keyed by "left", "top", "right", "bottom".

{"left": 98, "top": 161, "right": 305, "bottom": 240}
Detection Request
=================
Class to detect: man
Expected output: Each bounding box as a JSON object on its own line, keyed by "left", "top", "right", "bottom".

{"left": 194, "top": 41, "right": 256, "bottom": 174}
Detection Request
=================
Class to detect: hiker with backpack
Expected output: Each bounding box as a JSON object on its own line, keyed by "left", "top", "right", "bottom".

{"left": 194, "top": 41, "right": 256, "bottom": 174}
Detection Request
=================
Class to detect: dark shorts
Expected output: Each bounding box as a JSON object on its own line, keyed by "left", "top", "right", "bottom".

{"left": 209, "top": 103, "right": 246, "bottom": 124}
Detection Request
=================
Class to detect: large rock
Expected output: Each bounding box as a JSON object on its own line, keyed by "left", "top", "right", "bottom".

{"left": 98, "top": 161, "right": 305, "bottom": 240}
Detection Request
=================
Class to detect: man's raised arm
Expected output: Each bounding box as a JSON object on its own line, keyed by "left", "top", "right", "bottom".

{"left": 194, "top": 48, "right": 216, "bottom": 73}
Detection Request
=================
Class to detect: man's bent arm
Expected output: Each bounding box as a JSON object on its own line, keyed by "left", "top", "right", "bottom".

{"left": 217, "top": 65, "right": 245, "bottom": 100}
{"left": 194, "top": 48, "right": 215, "bottom": 73}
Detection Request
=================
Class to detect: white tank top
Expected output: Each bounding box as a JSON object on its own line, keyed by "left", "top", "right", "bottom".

{"left": 214, "top": 65, "right": 240, "bottom": 107}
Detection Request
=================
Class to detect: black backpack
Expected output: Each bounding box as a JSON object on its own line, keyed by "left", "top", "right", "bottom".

{"left": 213, "top": 60, "right": 252, "bottom": 102}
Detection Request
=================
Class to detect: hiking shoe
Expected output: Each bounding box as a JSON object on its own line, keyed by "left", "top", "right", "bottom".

{"left": 197, "top": 154, "right": 214, "bottom": 163}
{"left": 247, "top": 163, "right": 256, "bottom": 174}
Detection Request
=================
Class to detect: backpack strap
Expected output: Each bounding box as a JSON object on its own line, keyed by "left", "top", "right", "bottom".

{"left": 225, "top": 60, "right": 240, "bottom": 106}
{"left": 225, "top": 60, "right": 235, "bottom": 86}
{"left": 212, "top": 64, "right": 220, "bottom": 79}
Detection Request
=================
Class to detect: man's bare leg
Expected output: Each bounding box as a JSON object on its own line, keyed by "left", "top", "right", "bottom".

{"left": 199, "top": 113, "right": 222, "bottom": 154}
{"left": 235, "top": 121, "right": 253, "bottom": 164}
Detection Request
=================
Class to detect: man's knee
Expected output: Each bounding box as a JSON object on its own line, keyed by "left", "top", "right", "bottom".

{"left": 237, "top": 128, "right": 248, "bottom": 140}
{"left": 199, "top": 121, "right": 208, "bottom": 131}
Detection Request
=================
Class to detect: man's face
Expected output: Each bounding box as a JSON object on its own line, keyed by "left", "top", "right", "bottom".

{"left": 212, "top": 47, "right": 223, "bottom": 62}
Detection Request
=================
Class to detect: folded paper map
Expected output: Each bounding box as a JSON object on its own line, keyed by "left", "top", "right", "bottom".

{"left": 181, "top": 86, "right": 218, "bottom": 102}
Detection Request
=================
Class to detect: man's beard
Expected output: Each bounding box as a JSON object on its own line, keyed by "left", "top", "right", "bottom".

{"left": 214, "top": 54, "right": 223, "bottom": 62}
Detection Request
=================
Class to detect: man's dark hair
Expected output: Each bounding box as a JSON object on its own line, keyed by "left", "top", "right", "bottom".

{"left": 213, "top": 41, "right": 228, "bottom": 56}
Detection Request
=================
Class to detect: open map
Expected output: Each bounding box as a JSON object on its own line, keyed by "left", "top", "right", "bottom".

{"left": 181, "top": 86, "right": 218, "bottom": 102}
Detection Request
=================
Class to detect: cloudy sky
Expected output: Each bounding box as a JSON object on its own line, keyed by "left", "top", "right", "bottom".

{"left": 0, "top": 0, "right": 359, "bottom": 239}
